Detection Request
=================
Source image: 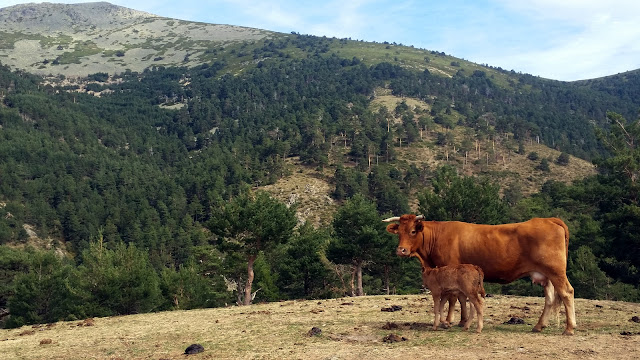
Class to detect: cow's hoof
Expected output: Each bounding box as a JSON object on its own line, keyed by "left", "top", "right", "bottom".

{"left": 562, "top": 329, "right": 575, "bottom": 336}
{"left": 531, "top": 326, "right": 543, "bottom": 333}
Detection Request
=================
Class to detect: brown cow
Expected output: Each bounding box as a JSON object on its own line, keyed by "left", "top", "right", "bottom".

{"left": 422, "top": 264, "right": 486, "bottom": 333}
{"left": 383, "top": 214, "right": 576, "bottom": 335}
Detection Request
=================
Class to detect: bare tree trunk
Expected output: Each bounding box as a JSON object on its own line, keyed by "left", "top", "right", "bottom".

{"left": 350, "top": 267, "right": 356, "bottom": 297}
{"left": 243, "top": 255, "right": 257, "bottom": 306}
{"left": 384, "top": 265, "right": 390, "bottom": 295}
{"left": 356, "top": 260, "right": 363, "bottom": 296}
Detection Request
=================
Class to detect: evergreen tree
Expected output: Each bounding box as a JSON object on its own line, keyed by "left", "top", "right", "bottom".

{"left": 159, "top": 260, "right": 216, "bottom": 310}
{"left": 418, "top": 166, "right": 508, "bottom": 224}
{"left": 277, "top": 223, "right": 331, "bottom": 299}
{"left": 6, "top": 251, "right": 81, "bottom": 327}
{"left": 209, "top": 191, "right": 296, "bottom": 305}
{"left": 568, "top": 246, "right": 611, "bottom": 299}
{"left": 327, "top": 194, "right": 388, "bottom": 296}
{"left": 593, "top": 112, "right": 640, "bottom": 284}
{"left": 76, "top": 235, "right": 161, "bottom": 316}
{"left": 367, "top": 165, "right": 410, "bottom": 215}
{"left": 556, "top": 152, "right": 570, "bottom": 166}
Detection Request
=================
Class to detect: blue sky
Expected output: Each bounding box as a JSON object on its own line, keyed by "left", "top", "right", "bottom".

{"left": 1, "top": 0, "right": 639, "bottom": 81}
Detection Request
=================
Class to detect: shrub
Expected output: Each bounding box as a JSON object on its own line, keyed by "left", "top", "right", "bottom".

{"left": 556, "top": 152, "right": 570, "bottom": 166}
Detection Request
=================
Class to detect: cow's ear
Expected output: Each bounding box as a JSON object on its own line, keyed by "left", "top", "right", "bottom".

{"left": 414, "top": 221, "right": 423, "bottom": 232}
{"left": 386, "top": 223, "right": 399, "bottom": 234}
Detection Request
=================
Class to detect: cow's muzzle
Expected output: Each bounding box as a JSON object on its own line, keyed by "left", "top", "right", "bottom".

{"left": 396, "top": 247, "right": 410, "bottom": 257}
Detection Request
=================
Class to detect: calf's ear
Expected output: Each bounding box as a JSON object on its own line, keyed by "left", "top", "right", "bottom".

{"left": 386, "top": 223, "right": 399, "bottom": 234}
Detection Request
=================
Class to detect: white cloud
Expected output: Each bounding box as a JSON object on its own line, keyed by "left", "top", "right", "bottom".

{"left": 486, "top": 0, "right": 640, "bottom": 79}
{"left": 498, "top": 0, "right": 640, "bottom": 24}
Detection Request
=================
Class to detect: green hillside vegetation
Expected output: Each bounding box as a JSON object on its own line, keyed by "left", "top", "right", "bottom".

{"left": 0, "top": 18, "right": 640, "bottom": 328}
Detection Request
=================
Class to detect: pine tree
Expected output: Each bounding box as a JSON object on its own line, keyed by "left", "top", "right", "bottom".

{"left": 208, "top": 191, "right": 296, "bottom": 305}
{"left": 327, "top": 194, "right": 388, "bottom": 296}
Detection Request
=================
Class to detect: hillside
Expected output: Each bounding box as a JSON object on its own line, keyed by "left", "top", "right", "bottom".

{"left": 1, "top": 294, "right": 639, "bottom": 359}
{"left": 1, "top": 1, "right": 640, "bottom": 329}
{"left": 1, "top": 1, "right": 638, "bottom": 159}
{"left": 368, "top": 89, "right": 596, "bottom": 194}
{"left": 0, "top": 2, "right": 276, "bottom": 77}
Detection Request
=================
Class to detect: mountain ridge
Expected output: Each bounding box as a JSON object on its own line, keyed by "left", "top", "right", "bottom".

{"left": 0, "top": 1, "right": 277, "bottom": 76}
{"left": 0, "top": 2, "right": 156, "bottom": 31}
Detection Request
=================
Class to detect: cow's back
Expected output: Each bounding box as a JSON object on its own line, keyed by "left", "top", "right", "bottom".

{"left": 428, "top": 218, "right": 568, "bottom": 283}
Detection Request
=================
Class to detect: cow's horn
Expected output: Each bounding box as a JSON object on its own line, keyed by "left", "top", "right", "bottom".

{"left": 415, "top": 215, "right": 424, "bottom": 220}
{"left": 382, "top": 216, "right": 401, "bottom": 222}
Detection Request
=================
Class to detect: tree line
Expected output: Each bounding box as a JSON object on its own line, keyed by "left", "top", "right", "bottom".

{"left": 1, "top": 45, "right": 639, "bottom": 327}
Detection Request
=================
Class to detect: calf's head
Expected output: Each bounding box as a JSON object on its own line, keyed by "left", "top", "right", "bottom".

{"left": 383, "top": 214, "right": 424, "bottom": 257}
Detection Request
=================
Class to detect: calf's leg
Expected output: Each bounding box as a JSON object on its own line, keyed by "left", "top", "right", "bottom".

{"left": 462, "top": 298, "right": 475, "bottom": 331}
{"left": 439, "top": 296, "right": 450, "bottom": 328}
{"left": 432, "top": 293, "right": 442, "bottom": 331}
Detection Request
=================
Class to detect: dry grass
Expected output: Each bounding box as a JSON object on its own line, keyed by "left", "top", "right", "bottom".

{"left": 260, "top": 157, "right": 337, "bottom": 227}
{"left": 1, "top": 295, "right": 638, "bottom": 360}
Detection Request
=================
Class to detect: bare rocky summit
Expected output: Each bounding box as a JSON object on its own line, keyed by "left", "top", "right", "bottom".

{"left": 0, "top": 1, "right": 278, "bottom": 77}
{"left": 0, "top": 2, "right": 155, "bottom": 32}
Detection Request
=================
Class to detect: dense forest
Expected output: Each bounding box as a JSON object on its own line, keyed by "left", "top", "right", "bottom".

{"left": 0, "top": 34, "right": 639, "bottom": 328}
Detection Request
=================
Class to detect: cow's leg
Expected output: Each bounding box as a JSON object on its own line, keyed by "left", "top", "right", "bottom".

{"left": 443, "top": 293, "right": 456, "bottom": 327}
{"left": 469, "top": 294, "right": 483, "bottom": 333}
{"left": 457, "top": 293, "right": 469, "bottom": 327}
{"left": 462, "top": 296, "right": 476, "bottom": 331}
{"left": 533, "top": 275, "right": 576, "bottom": 335}
{"left": 551, "top": 275, "right": 576, "bottom": 335}
{"left": 442, "top": 292, "right": 458, "bottom": 326}
{"left": 532, "top": 280, "right": 555, "bottom": 332}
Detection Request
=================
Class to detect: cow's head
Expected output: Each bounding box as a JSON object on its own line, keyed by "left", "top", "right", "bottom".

{"left": 383, "top": 214, "right": 424, "bottom": 257}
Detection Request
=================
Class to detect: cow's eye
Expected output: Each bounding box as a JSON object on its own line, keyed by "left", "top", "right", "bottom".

{"left": 410, "top": 230, "right": 416, "bottom": 235}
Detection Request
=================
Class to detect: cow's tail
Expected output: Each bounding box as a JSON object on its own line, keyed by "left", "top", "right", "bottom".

{"left": 476, "top": 266, "right": 486, "bottom": 298}
{"left": 550, "top": 218, "right": 570, "bottom": 260}
{"left": 549, "top": 218, "right": 570, "bottom": 319}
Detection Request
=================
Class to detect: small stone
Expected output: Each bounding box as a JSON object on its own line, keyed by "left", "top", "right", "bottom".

{"left": 185, "top": 344, "right": 204, "bottom": 355}
{"left": 503, "top": 317, "right": 525, "bottom": 325}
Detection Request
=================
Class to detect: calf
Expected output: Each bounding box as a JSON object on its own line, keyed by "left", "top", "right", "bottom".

{"left": 422, "top": 264, "right": 485, "bottom": 333}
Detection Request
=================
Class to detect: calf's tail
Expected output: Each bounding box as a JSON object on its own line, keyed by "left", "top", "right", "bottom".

{"left": 476, "top": 266, "right": 486, "bottom": 298}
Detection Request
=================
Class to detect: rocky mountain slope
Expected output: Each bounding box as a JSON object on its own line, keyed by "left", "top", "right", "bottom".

{"left": 0, "top": 2, "right": 277, "bottom": 77}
